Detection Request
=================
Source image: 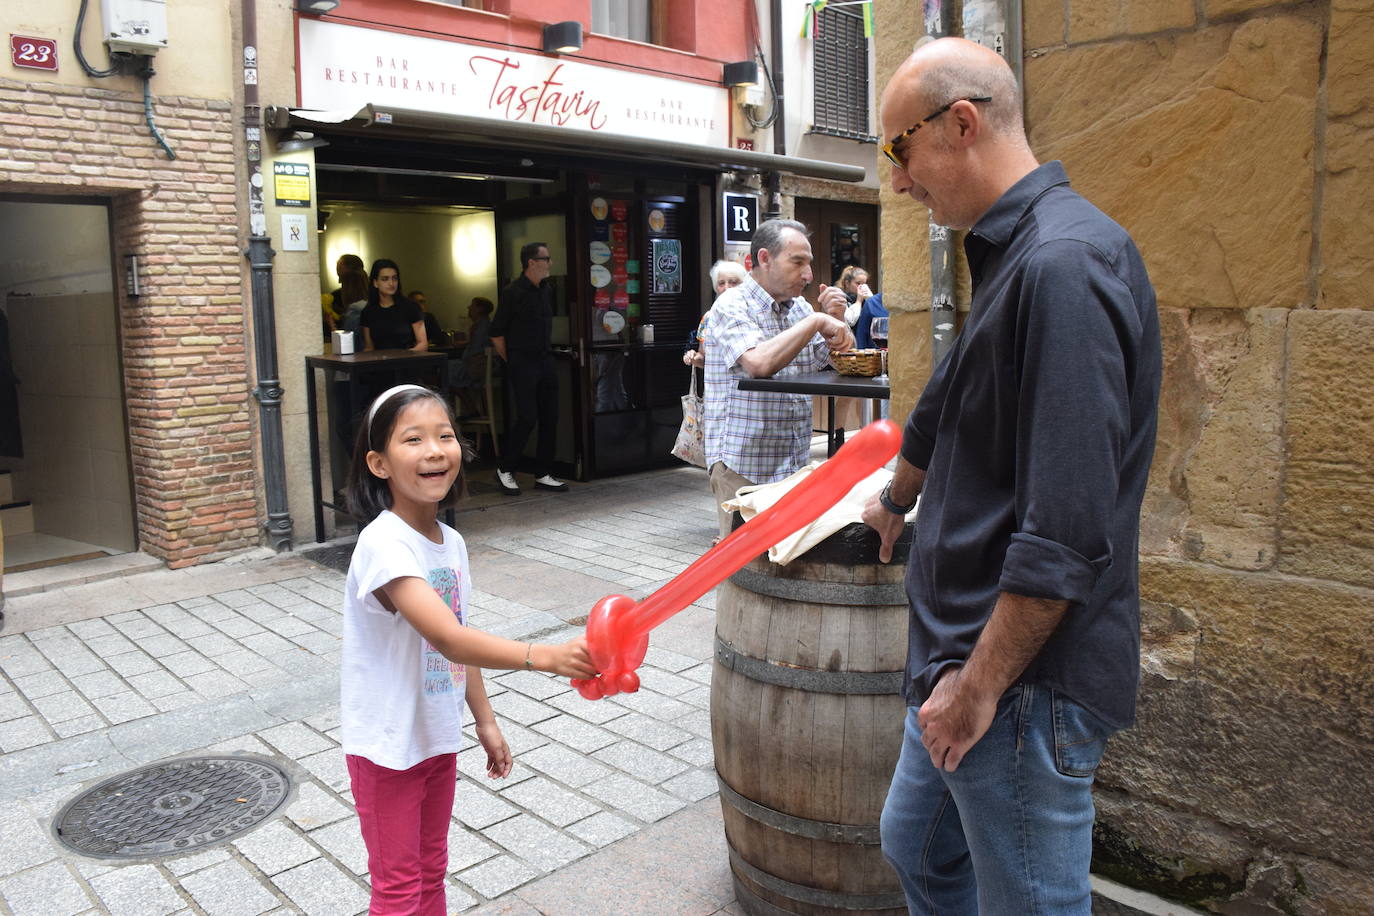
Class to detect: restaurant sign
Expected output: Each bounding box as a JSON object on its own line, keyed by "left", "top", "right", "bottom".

{"left": 298, "top": 19, "right": 730, "bottom": 148}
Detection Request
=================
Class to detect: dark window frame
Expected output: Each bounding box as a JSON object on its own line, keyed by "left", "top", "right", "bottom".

{"left": 811, "top": 4, "right": 875, "bottom": 142}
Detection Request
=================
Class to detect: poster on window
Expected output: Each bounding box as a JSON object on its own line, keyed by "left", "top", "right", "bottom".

{"left": 651, "top": 239, "right": 682, "bottom": 295}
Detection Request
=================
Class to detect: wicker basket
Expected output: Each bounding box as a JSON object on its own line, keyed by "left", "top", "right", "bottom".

{"left": 831, "top": 349, "right": 884, "bottom": 377}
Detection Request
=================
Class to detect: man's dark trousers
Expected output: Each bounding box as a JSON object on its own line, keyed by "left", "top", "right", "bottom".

{"left": 501, "top": 352, "right": 558, "bottom": 476}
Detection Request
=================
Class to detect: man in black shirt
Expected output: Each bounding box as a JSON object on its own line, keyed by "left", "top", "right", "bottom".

{"left": 490, "top": 242, "right": 567, "bottom": 494}
{"left": 862, "top": 38, "right": 1161, "bottom": 914}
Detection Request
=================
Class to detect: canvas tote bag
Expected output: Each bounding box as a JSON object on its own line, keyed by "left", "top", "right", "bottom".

{"left": 670, "top": 370, "right": 706, "bottom": 468}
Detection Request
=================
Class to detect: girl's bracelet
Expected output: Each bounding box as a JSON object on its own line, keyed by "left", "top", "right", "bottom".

{"left": 524, "top": 643, "right": 534, "bottom": 670}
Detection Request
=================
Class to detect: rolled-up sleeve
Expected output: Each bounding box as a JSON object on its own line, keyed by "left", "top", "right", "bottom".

{"left": 712, "top": 298, "right": 766, "bottom": 370}
{"left": 999, "top": 239, "right": 1138, "bottom": 605}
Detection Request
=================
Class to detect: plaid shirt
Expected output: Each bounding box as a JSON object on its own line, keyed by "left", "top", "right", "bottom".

{"left": 703, "top": 276, "right": 830, "bottom": 483}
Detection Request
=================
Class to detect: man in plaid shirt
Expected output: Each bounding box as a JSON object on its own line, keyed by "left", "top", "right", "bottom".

{"left": 703, "top": 218, "right": 855, "bottom": 537}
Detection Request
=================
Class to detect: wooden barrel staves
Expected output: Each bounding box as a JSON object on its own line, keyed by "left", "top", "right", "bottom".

{"left": 712, "top": 522, "right": 912, "bottom": 916}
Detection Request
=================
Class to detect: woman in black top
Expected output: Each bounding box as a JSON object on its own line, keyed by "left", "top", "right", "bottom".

{"left": 359, "top": 259, "right": 427, "bottom": 351}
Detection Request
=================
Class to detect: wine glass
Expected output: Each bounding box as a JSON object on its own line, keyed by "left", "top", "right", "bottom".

{"left": 870, "top": 316, "right": 889, "bottom": 384}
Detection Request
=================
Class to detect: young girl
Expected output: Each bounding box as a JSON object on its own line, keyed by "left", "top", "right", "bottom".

{"left": 341, "top": 384, "right": 595, "bottom": 915}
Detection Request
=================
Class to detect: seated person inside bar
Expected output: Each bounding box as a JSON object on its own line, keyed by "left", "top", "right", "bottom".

{"left": 337, "top": 268, "right": 369, "bottom": 335}
{"left": 452, "top": 297, "right": 495, "bottom": 417}
{"left": 410, "top": 288, "right": 447, "bottom": 347}
{"left": 360, "top": 259, "right": 427, "bottom": 351}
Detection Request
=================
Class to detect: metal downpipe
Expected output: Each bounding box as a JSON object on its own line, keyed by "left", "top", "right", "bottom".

{"left": 242, "top": 0, "right": 292, "bottom": 550}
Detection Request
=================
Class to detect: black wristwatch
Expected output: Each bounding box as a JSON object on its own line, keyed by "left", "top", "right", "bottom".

{"left": 879, "top": 480, "right": 918, "bottom": 515}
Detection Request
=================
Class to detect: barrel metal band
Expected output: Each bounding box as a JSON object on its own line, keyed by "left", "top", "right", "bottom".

{"left": 717, "top": 773, "right": 880, "bottom": 845}
{"left": 727, "top": 566, "right": 907, "bottom": 607}
{"left": 728, "top": 846, "right": 908, "bottom": 910}
{"left": 716, "top": 636, "right": 904, "bottom": 695}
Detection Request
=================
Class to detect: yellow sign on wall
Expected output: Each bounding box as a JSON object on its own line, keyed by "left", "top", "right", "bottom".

{"left": 273, "top": 162, "right": 310, "bottom": 208}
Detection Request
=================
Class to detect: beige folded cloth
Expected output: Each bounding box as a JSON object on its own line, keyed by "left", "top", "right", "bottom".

{"left": 722, "top": 463, "right": 908, "bottom": 565}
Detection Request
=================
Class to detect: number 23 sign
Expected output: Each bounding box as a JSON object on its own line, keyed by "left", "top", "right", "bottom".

{"left": 11, "top": 35, "right": 58, "bottom": 72}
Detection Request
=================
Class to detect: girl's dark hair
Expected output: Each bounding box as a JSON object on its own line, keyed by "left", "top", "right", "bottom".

{"left": 366, "top": 259, "right": 403, "bottom": 308}
{"left": 339, "top": 268, "right": 368, "bottom": 305}
{"left": 345, "top": 386, "right": 472, "bottom": 524}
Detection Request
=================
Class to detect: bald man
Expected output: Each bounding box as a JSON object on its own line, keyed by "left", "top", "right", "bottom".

{"left": 861, "top": 38, "right": 1161, "bottom": 914}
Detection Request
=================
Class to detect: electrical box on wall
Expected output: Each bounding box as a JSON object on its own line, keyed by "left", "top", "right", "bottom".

{"left": 99, "top": 0, "right": 168, "bottom": 55}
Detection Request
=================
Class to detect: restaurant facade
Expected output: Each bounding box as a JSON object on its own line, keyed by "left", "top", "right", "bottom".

{"left": 0, "top": 0, "right": 878, "bottom": 567}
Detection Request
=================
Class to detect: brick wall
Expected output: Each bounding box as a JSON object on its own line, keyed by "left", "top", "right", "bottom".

{"left": 0, "top": 77, "right": 261, "bottom": 568}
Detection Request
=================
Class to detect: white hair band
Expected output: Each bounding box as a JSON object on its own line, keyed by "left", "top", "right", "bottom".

{"left": 365, "top": 384, "right": 431, "bottom": 435}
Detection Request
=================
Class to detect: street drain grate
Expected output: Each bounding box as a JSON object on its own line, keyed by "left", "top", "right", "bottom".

{"left": 54, "top": 755, "right": 292, "bottom": 859}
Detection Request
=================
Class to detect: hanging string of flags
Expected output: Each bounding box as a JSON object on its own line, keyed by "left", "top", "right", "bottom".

{"left": 800, "top": 0, "right": 874, "bottom": 39}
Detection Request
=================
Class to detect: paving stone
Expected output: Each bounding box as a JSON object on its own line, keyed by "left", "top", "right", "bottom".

{"left": 443, "top": 879, "right": 478, "bottom": 912}
{"left": 583, "top": 773, "right": 687, "bottom": 823}
{"left": 679, "top": 707, "right": 714, "bottom": 739}
{"left": 0, "top": 715, "right": 53, "bottom": 751}
{"left": 456, "top": 854, "right": 538, "bottom": 898}
{"left": 215, "top": 649, "right": 275, "bottom": 677}
{"left": 593, "top": 739, "right": 691, "bottom": 784}
{"left": 607, "top": 687, "right": 694, "bottom": 721}
{"left": 488, "top": 692, "right": 558, "bottom": 727}
{"left": 177, "top": 595, "right": 219, "bottom": 609}
{"left": 235, "top": 820, "right": 320, "bottom": 876}
{"left": 566, "top": 810, "right": 639, "bottom": 848}
{"left": 160, "top": 617, "right": 217, "bottom": 640}
{"left": 491, "top": 669, "right": 566, "bottom": 701}
{"left": 680, "top": 684, "right": 713, "bottom": 709}
{"left": 53, "top": 714, "right": 107, "bottom": 737}
{"left": 53, "top": 648, "right": 110, "bottom": 677}
{"left": 0, "top": 691, "right": 33, "bottom": 722}
{"left": 89, "top": 863, "right": 183, "bottom": 915}
{"left": 530, "top": 714, "right": 617, "bottom": 753}
{"left": 112, "top": 618, "right": 165, "bottom": 640}
{"left": 604, "top": 712, "right": 693, "bottom": 752}
{"left": 445, "top": 821, "right": 501, "bottom": 871}
{"left": 261, "top": 616, "right": 317, "bottom": 638}
{"left": 67, "top": 619, "right": 118, "bottom": 639}
{"left": 0, "top": 803, "right": 60, "bottom": 871}
{"left": 91, "top": 690, "right": 157, "bottom": 725}
{"left": 212, "top": 590, "right": 258, "bottom": 609}
{"left": 239, "top": 632, "right": 296, "bottom": 657}
{"left": 164, "top": 848, "right": 232, "bottom": 877}
{"left": 636, "top": 668, "right": 698, "bottom": 698}
{"left": 304, "top": 707, "right": 340, "bottom": 732}
{"left": 498, "top": 776, "right": 601, "bottom": 827}
{"left": 483, "top": 814, "right": 591, "bottom": 872}
{"left": 128, "top": 669, "right": 188, "bottom": 700}
{"left": 0, "top": 861, "right": 91, "bottom": 916}
{"left": 544, "top": 691, "right": 628, "bottom": 725}
{"left": 285, "top": 782, "right": 352, "bottom": 830}
{"left": 259, "top": 722, "right": 335, "bottom": 759}
{"left": 79, "top": 632, "right": 138, "bottom": 658}
{"left": 298, "top": 748, "right": 350, "bottom": 792}
{"left": 271, "top": 857, "right": 369, "bottom": 916}
{"left": 106, "top": 650, "right": 163, "bottom": 678}
{"left": 307, "top": 819, "right": 368, "bottom": 875}
{"left": 179, "top": 859, "right": 281, "bottom": 916}
{"left": 644, "top": 646, "right": 702, "bottom": 673}
{"left": 185, "top": 633, "right": 241, "bottom": 657}
{"left": 160, "top": 651, "right": 219, "bottom": 678}
{"left": 290, "top": 631, "right": 341, "bottom": 655}
{"left": 662, "top": 768, "right": 719, "bottom": 802}
{"left": 454, "top": 784, "right": 521, "bottom": 829}
{"left": 70, "top": 669, "right": 128, "bottom": 700}
{"left": 184, "top": 670, "right": 249, "bottom": 699}
{"left": 669, "top": 737, "right": 716, "bottom": 768}
{"left": 0, "top": 646, "right": 53, "bottom": 679}
{"left": 11, "top": 669, "right": 69, "bottom": 699}
{"left": 213, "top": 615, "right": 266, "bottom": 639}
{"left": 516, "top": 743, "right": 611, "bottom": 788}
{"left": 151, "top": 691, "right": 202, "bottom": 713}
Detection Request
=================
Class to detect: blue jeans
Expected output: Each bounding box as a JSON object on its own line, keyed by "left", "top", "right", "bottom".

{"left": 879, "top": 683, "right": 1113, "bottom": 915}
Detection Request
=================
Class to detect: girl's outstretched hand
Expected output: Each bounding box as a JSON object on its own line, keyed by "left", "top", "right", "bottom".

{"left": 539, "top": 636, "right": 596, "bottom": 679}
{"left": 475, "top": 720, "right": 512, "bottom": 779}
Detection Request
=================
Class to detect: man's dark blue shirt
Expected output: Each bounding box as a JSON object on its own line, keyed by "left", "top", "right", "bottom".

{"left": 901, "top": 161, "right": 1161, "bottom": 729}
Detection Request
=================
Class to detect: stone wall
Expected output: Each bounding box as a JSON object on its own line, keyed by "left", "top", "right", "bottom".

{"left": 874, "top": 0, "right": 1374, "bottom": 911}
{"left": 0, "top": 77, "right": 259, "bottom": 567}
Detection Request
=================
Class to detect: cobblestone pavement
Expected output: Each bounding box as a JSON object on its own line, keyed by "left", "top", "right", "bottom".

{"left": 0, "top": 457, "right": 1179, "bottom": 916}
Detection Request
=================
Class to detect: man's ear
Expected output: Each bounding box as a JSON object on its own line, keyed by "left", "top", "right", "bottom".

{"left": 365, "top": 450, "right": 388, "bottom": 479}
{"left": 756, "top": 247, "right": 772, "bottom": 270}
{"left": 952, "top": 100, "right": 982, "bottom": 145}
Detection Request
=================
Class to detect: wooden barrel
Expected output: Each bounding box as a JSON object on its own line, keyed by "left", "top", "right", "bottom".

{"left": 712, "top": 522, "right": 911, "bottom": 916}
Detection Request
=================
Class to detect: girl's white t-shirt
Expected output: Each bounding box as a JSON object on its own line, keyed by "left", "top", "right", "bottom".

{"left": 341, "top": 509, "right": 471, "bottom": 771}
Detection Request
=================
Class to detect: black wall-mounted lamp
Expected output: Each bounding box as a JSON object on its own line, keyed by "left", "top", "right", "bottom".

{"left": 723, "top": 60, "right": 760, "bottom": 88}
{"left": 277, "top": 131, "right": 329, "bottom": 153}
{"left": 295, "top": 0, "right": 340, "bottom": 14}
{"left": 542, "top": 21, "right": 583, "bottom": 54}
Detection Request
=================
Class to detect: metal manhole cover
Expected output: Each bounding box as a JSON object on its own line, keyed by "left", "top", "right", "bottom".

{"left": 54, "top": 755, "right": 292, "bottom": 859}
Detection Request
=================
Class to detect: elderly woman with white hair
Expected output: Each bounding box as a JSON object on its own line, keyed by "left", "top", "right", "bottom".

{"left": 683, "top": 259, "right": 748, "bottom": 368}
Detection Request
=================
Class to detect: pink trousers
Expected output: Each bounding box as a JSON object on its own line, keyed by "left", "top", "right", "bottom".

{"left": 347, "top": 752, "right": 456, "bottom": 916}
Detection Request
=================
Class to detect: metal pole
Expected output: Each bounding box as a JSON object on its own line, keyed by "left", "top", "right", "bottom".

{"left": 927, "top": 0, "right": 960, "bottom": 367}
{"left": 765, "top": 0, "right": 786, "bottom": 219}
{"left": 242, "top": 0, "right": 293, "bottom": 550}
